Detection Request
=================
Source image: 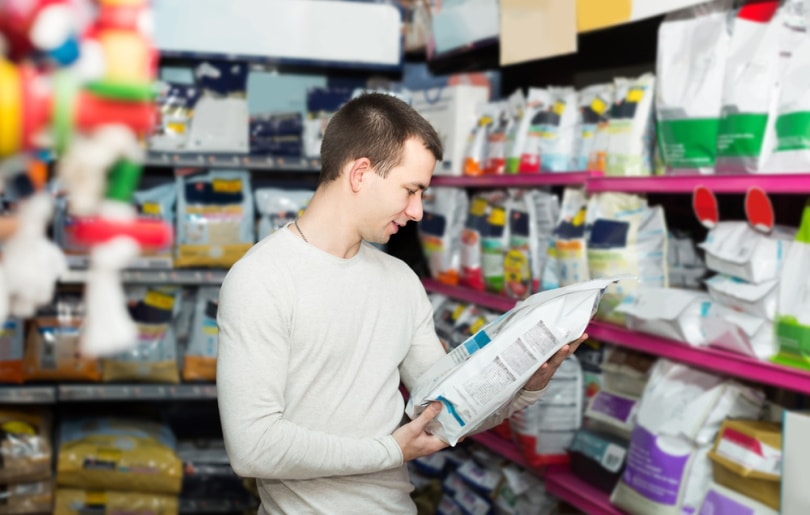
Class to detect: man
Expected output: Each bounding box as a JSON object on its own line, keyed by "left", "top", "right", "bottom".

{"left": 217, "top": 93, "right": 584, "bottom": 514}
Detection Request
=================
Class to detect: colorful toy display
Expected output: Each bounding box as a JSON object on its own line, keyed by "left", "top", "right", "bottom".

{"left": 0, "top": 0, "right": 173, "bottom": 356}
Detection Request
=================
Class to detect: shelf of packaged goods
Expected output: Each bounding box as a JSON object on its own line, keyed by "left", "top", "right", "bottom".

{"left": 469, "top": 431, "right": 535, "bottom": 472}
{"left": 586, "top": 173, "right": 810, "bottom": 194}
{"left": 545, "top": 469, "right": 625, "bottom": 515}
{"left": 0, "top": 386, "right": 56, "bottom": 404}
{"left": 422, "top": 279, "right": 517, "bottom": 312}
{"left": 586, "top": 321, "right": 810, "bottom": 396}
{"left": 430, "top": 171, "right": 594, "bottom": 188}
{"left": 145, "top": 151, "right": 321, "bottom": 172}
{"left": 421, "top": 280, "right": 810, "bottom": 396}
{"left": 60, "top": 268, "right": 228, "bottom": 286}
{"left": 58, "top": 384, "right": 217, "bottom": 401}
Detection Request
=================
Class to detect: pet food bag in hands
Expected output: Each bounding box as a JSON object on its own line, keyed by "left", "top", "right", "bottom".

{"left": 406, "top": 277, "right": 621, "bottom": 446}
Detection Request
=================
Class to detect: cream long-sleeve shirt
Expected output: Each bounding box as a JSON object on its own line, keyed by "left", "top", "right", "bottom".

{"left": 216, "top": 228, "right": 544, "bottom": 514}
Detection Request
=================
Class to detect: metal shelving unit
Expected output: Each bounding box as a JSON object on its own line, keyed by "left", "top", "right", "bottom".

{"left": 58, "top": 384, "right": 217, "bottom": 401}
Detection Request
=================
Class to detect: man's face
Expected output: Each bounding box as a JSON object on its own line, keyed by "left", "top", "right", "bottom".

{"left": 360, "top": 137, "right": 436, "bottom": 244}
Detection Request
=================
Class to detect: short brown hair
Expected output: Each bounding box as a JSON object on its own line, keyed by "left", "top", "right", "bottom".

{"left": 319, "top": 93, "right": 443, "bottom": 184}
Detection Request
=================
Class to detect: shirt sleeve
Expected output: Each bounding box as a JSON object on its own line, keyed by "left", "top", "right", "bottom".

{"left": 397, "top": 284, "right": 447, "bottom": 393}
{"left": 216, "top": 263, "right": 403, "bottom": 480}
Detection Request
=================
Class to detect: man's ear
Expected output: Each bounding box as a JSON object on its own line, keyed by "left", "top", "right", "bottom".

{"left": 348, "top": 157, "right": 373, "bottom": 193}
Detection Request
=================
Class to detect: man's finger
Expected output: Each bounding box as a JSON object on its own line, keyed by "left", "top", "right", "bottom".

{"left": 415, "top": 402, "right": 442, "bottom": 430}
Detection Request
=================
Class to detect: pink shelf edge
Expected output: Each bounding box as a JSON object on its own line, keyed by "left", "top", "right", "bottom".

{"left": 586, "top": 173, "right": 810, "bottom": 194}
{"left": 545, "top": 470, "right": 626, "bottom": 515}
{"left": 430, "top": 171, "right": 595, "bottom": 187}
{"left": 586, "top": 321, "right": 810, "bottom": 395}
{"left": 468, "top": 432, "right": 534, "bottom": 471}
{"left": 421, "top": 280, "right": 810, "bottom": 395}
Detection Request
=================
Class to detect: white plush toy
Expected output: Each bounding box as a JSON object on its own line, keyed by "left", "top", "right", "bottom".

{"left": 2, "top": 192, "right": 68, "bottom": 318}
{"left": 81, "top": 233, "right": 140, "bottom": 357}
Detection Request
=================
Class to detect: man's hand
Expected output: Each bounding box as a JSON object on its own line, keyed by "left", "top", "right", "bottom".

{"left": 522, "top": 333, "right": 588, "bottom": 391}
{"left": 393, "top": 402, "right": 449, "bottom": 461}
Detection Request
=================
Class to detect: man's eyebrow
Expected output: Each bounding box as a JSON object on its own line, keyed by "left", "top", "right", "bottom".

{"left": 408, "top": 182, "right": 428, "bottom": 191}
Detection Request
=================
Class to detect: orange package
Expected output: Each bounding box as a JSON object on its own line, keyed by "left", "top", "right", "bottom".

{"left": 23, "top": 317, "right": 101, "bottom": 383}
{"left": 0, "top": 319, "right": 24, "bottom": 384}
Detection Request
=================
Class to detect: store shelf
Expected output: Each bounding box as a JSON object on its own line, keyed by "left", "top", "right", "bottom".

{"left": 587, "top": 321, "right": 810, "bottom": 395}
{"left": 145, "top": 151, "right": 321, "bottom": 172}
{"left": 58, "top": 384, "right": 217, "bottom": 401}
{"left": 469, "top": 431, "right": 534, "bottom": 470}
{"left": 422, "top": 279, "right": 516, "bottom": 312}
{"left": 60, "top": 268, "right": 228, "bottom": 285}
{"left": 430, "top": 171, "right": 594, "bottom": 188}
{"left": 545, "top": 469, "right": 625, "bottom": 515}
{"left": 0, "top": 386, "right": 56, "bottom": 404}
{"left": 586, "top": 173, "right": 810, "bottom": 194}
{"left": 422, "top": 280, "right": 810, "bottom": 396}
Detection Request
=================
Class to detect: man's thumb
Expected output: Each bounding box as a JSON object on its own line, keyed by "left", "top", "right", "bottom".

{"left": 417, "top": 402, "right": 443, "bottom": 427}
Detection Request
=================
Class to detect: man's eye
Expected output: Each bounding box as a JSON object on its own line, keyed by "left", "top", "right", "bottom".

{"left": 406, "top": 189, "right": 416, "bottom": 195}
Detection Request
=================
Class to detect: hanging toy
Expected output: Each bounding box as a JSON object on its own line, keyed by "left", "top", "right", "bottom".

{"left": 2, "top": 192, "right": 68, "bottom": 318}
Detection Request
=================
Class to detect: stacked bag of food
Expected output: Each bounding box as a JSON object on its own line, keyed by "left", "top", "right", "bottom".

{"left": 54, "top": 417, "right": 182, "bottom": 515}
{"left": 0, "top": 409, "right": 53, "bottom": 513}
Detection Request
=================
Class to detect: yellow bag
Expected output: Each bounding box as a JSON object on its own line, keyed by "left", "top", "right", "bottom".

{"left": 54, "top": 488, "right": 178, "bottom": 515}
{"left": 0, "top": 409, "right": 52, "bottom": 483}
{"left": 57, "top": 418, "right": 181, "bottom": 494}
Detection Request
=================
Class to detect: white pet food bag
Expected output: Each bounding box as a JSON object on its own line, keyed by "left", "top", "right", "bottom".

{"left": 538, "top": 87, "right": 579, "bottom": 172}
{"left": 486, "top": 90, "right": 524, "bottom": 175}
{"left": 574, "top": 83, "right": 613, "bottom": 170}
{"left": 585, "top": 388, "right": 641, "bottom": 441}
{"left": 586, "top": 193, "right": 669, "bottom": 324}
{"left": 610, "top": 359, "right": 765, "bottom": 515}
{"left": 175, "top": 170, "right": 254, "bottom": 267}
{"left": 716, "top": 2, "right": 806, "bottom": 173}
{"left": 508, "top": 88, "right": 551, "bottom": 174}
{"left": 765, "top": 13, "right": 810, "bottom": 172}
{"left": 418, "top": 187, "right": 468, "bottom": 285}
{"left": 701, "top": 303, "right": 777, "bottom": 361}
{"left": 616, "top": 287, "right": 712, "bottom": 346}
{"left": 406, "top": 277, "right": 620, "bottom": 446}
{"left": 254, "top": 188, "right": 313, "bottom": 241}
{"left": 542, "top": 187, "right": 590, "bottom": 291}
{"left": 510, "top": 356, "right": 583, "bottom": 463}
{"left": 183, "top": 286, "right": 220, "bottom": 382}
{"left": 705, "top": 274, "right": 777, "bottom": 320}
{"left": 605, "top": 73, "right": 656, "bottom": 177}
{"left": 655, "top": 1, "right": 733, "bottom": 173}
{"left": 699, "top": 222, "right": 794, "bottom": 284}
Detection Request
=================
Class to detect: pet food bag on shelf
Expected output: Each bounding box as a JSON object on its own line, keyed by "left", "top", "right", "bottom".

{"left": 510, "top": 356, "right": 584, "bottom": 465}
{"left": 406, "top": 277, "right": 621, "bottom": 446}
{"left": 175, "top": 170, "right": 254, "bottom": 268}
{"left": 0, "top": 480, "right": 53, "bottom": 514}
{"left": 610, "top": 360, "right": 764, "bottom": 515}
{"left": 182, "top": 287, "right": 220, "bottom": 382}
{"left": 605, "top": 73, "right": 656, "bottom": 177}
{"left": 131, "top": 183, "right": 177, "bottom": 267}
{"left": 542, "top": 187, "right": 590, "bottom": 290}
{"left": 698, "top": 482, "right": 778, "bottom": 515}
{"left": 574, "top": 82, "right": 614, "bottom": 171}
{"left": 0, "top": 319, "right": 24, "bottom": 384}
{"left": 53, "top": 489, "right": 179, "bottom": 515}
{"left": 254, "top": 188, "right": 312, "bottom": 241}
{"left": 102, "top": 287, "right": 181, "bottom": 384}
{"left": 774, "top": 200, "right": 810, "bottom": 370}
{"left": 57, "top": 417, "right": 182, "bottom": 495}
{"left": 418, "top": 187, "right": 468, "bottom": 285}
{"left": 655, "top": 1, "right": 733, "bottom": 173}
{"left": 0, "top": 409, "right": 52, "bottom": 484}
{"left": 699, "top": 221, "right": 794, "bottom": 284}
{"left": 616, "top": 287, "right": 713, "bottom": 346}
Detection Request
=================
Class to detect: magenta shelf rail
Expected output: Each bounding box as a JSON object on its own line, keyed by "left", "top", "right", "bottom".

{"left": 586, "top": 321, "right": 810, "bottom": 395}
{"left": 586, "top": 173, "right": 810, "bottom": 194}
{"left": 545, "top": 470, "right": 626, "bottom": 515}
{"left": 430, "top": 171, "right": 594, "bottom": 188}
{"left": 468, "top": 432, "right": 536, "bottom": 471}
{"left": 422, "top": 279, "right": 810, "bottom": 395}
{"left": 422, "top": 278, "right": 517, "bottom": 312}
